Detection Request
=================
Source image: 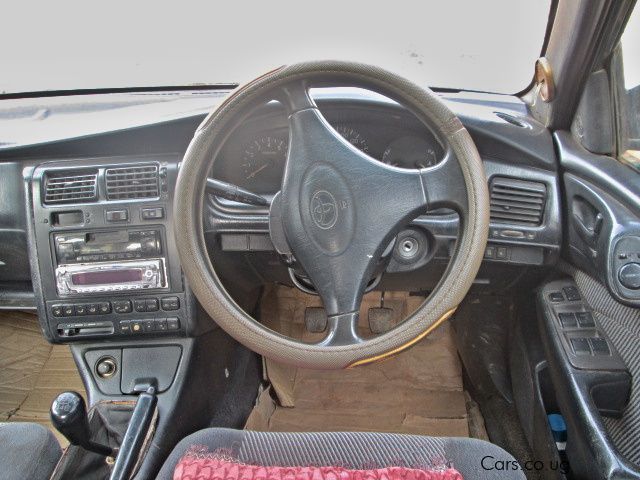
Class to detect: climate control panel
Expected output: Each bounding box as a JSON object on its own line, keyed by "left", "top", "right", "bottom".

{"left": 47, "top": 293, "right": 186, "bottom": 340}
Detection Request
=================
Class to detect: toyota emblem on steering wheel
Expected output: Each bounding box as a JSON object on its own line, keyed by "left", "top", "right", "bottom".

{"left": 310, "top": 190, "right": 338, "bottom": 229}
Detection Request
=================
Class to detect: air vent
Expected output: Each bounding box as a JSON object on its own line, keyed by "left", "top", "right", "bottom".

{"left": 44, "top": 169, "right": 98, "bottom": 204}
{"left": 105, "top": 165, "right": 159, "bottom": 200}
{"left": 490, "top": 177, "right": 546, "bottom": 227}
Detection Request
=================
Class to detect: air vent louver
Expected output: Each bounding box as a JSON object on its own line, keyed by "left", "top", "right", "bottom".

{"left": 44, "top": 170, "right": 98, "bottom": 204}
{"left": 105, "top": 165, "right": 159, "bottom": 200}
{"left": 490, "top": 177, "right": 546, "bottom": 227}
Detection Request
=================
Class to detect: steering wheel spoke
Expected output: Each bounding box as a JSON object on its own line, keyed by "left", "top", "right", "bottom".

{"left": 420, "top": 147, "right": 468, "bottom": 215}
{"left": 278, "top": 80, "right": 317, "bottom": 114}
{"left": 316, "top": 311, "right": 363, "bottom": 347}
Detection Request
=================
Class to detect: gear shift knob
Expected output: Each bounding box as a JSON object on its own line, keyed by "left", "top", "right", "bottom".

{"left": 50, "top": 391, "right": 90, "bottom": 444}
{"left": 50, "top": 391, "right": 114, "bottom": 457}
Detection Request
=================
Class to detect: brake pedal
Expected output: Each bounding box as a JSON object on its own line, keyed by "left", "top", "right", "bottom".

{"left": 368, "top": 307, "right": 395, "bottom": 333}
{"left": 304, "top": 307, "right": 327, "bottom": 333}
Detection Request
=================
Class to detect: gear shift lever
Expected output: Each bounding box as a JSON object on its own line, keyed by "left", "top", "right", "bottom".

{"left": 50, "top": 391, "right": 115, "bottom": 457}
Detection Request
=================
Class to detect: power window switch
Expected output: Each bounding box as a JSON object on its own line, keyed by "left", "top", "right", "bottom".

{"left": 570, "top": 338, "right": 592, "bottom": 355}
{"left": 549, "top": 291, "right": 565, "bottom": 303}
{"left": 563, "top": 286, "right": 581, "bottom": 301}
{"left": 576, "top": 312, "right": 595, "bottom": 328}
{"left": 558, "top": 312, "right": 577, "bottom": 328}
{"left": 589, "top": 338, "right": 611, "bottom": 356}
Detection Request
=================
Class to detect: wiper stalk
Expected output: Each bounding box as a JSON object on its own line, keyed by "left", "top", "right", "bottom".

{"left": 206, "top": 178, "right": 270, "bottom": 206}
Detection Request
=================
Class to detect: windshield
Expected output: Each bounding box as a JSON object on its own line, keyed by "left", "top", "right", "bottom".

{"left": 2, "top": 0, "right": 550, "bottom": 96}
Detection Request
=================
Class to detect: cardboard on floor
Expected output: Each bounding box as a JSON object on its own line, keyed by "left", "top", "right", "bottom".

{"left": 246, "top": 286, "right": 488, "bottom": 439}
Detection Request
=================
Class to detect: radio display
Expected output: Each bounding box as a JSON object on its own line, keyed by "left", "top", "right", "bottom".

{"left": 71, "top": 269, "right": 142, "bottom": 285}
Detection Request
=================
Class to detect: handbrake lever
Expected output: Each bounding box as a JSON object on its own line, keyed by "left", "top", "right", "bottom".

{"left": 109, "top": 383, "right": 158, "bottom": 480}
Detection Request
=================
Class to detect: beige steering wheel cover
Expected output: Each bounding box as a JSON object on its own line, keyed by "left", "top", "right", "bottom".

{"left": 174, "top": 61, "right": 489, "bottom": 369}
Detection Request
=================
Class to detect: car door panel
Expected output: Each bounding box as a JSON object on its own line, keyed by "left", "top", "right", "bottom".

{"left": 543, "top": 130, "right": 640, "bottom": 478}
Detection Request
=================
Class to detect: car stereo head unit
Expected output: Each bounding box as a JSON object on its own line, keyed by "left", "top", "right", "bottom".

{"left": 54, "top": 229, "right": 161, "bottom": 264}
{"left": 55, "top": 259, "right": 166, "bottom": 295}
{"left": 53, "top": 229, "right": 167, "bottom": 296}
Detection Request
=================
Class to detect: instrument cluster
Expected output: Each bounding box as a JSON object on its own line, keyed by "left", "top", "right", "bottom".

{"left": 211, "top": 106, "right": 445, "bottom": 195}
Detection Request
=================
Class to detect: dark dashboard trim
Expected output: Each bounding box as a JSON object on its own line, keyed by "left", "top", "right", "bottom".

{"left": 556, "top": 131, "right": 640, "bottom": 215}
{"left": 0, "top": 84, "right": 239, "bottom": 101}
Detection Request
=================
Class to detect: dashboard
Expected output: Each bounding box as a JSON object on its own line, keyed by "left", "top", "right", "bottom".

{"left": 0, "top": 87, "right": 563, "bottom": 335}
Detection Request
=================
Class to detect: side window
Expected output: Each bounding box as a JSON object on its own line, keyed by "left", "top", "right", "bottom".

{"left": 614, "top": 4, "right": 640, "bottom": 170}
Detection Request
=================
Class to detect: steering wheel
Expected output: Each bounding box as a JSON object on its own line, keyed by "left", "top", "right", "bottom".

{"left": 174, "top": 61, "right": 489, "bottom": 370}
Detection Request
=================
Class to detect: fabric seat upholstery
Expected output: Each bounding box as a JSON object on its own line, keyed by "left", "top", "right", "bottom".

{"left": 157, "top": 429, "right": 525, "bottom": 480}
{"left": 0, "top": 422, "right": 62, "bottom": 480}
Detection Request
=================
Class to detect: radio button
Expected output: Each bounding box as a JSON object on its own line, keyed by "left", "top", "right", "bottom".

{"left": 63, "top": 305, "right": 75, "bottom": 317}
{"left": 166, "top": 317, "right": 180, "bottom": 331}
{"left": 143, "top": 319, "right": 156, "bottom": 332}
{"left": 146, "top": 299, "right": 159, "bottom": 312}
{"left": 98, "top": 302, "right": 111, "bottom": 314}
{"left": 75, "top": 304, "right": 88, "bottom": 316}
{"left": 118, "top": 320, "right": 131, "bottom": 334}
{"left": 134, "top": 299, "right": 147, "bottom": 312}
{"left": 113, "top": 300, "right": 133, "bottom": 314}
{"left": 161, "top": 297, "right": 180, "bottom": 311}
{"left": 87, "top": 304, "right": 99, "bottom": 315}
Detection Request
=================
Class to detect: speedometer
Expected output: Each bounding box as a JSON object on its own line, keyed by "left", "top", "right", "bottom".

{"left": 240, "top": 135, "right": 287, "bottom": 193}
{"left": 335, "top": 124, "right": 369, "bottom": 154}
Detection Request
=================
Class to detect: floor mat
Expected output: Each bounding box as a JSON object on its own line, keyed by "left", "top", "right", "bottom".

{"left": 246, "top": 286, "right": 487, "bottom": 439}
{"left": 0, "top": 310, "right": 86, "bottom": 446}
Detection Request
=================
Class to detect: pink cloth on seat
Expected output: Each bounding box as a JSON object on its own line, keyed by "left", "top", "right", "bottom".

{"left": 173, "top": 456, "right": 463, "bottom": 480}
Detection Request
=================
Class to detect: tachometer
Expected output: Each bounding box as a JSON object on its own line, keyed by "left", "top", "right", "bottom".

{"left": 382, "top": 136, "right": 439, "bottom": 168}
{"left": 240, "top": 135, "right": 287, "bottom": 192}
{"left": 335, "top": 124, "right": 369, "bottom": 154}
